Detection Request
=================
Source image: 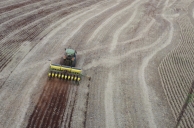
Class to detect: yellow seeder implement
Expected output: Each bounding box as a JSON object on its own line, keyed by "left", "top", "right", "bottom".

{"left": 48, "top": 64, "right": 91, "bottom": 84}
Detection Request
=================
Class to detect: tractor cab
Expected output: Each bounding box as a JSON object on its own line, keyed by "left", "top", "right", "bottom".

{"left": 65, "top": 48, "right": 76, "bottom": 58}
{"left": 60, "top": 48, "right": 77, "bottom": 67}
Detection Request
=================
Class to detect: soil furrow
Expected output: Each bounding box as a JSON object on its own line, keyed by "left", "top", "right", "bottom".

{"left": 59, "top": 85, "right": 74, "bottom": 127}
{"left": 26, "top": 80, "right": 55, "bottom": 128}
{"left": 49, "top": 81, "right": 69, "bottom": 128}
{"left": 33, "top": 80, "right": 59, "bottom": 128}
{"left": 27, "top": 79, "right": 71, "bottom": 128}
{"left": 41, "top": 81, "right": 64, "bottom": 128}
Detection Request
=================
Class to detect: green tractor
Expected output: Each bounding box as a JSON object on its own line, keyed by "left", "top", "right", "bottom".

{"left": 48, "top": 48, "right": 91, "bottom": 84}
{"left": 60, "top": 48, "right": 77, "bottom": 67}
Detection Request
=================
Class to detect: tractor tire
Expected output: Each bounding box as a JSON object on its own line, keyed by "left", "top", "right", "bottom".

{"left": 72, "top": 55, "right": 76, "bottom": 67}
{"left": 60, "top": 57, "right": 64, "bottom": 65}
{"left": 72, "top": 59, "right": 76, "bottom": 67}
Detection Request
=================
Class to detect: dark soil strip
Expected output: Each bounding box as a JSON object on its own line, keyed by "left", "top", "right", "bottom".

{"left": 26, "top": 79, "right": 70, "bottom": 128}
{"left": 59, "top": 84, "right": 73, "bottom": 127}
{"left": 26, "top": 79, "right": 55, "bottom": 128}
{"left": 39, "top": 80, "right": 64, "bottom": 128}
{"left": 0, "top": 0, "right": 41, "bottom": 14}
{"left": 33, "top": 79, "right": 63, "bottom": 128}
{"left": 50, "top": 81, "right": 70, "bottom": 128}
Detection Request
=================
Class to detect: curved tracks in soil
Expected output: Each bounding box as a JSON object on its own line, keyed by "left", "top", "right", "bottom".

{"left": 1, "top": 0, "right": 194, "bottom": 128}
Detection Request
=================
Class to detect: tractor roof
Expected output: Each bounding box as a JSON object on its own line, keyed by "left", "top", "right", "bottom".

{"left": 66, "top": 48, "right": 75, "bottom": 55}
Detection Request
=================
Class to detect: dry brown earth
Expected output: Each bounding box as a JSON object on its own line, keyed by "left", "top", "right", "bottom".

{"left": 0, "top": 0, "right": 194, "bottom": 128}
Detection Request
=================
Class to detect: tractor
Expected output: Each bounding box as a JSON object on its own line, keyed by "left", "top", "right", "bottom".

{"left": 48, "top": 48, "right": 90, "bottom": 84}
{"left": 60, "top": 48, "right": 77, "bottom": 67}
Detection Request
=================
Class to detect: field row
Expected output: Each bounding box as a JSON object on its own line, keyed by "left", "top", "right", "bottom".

{"left": 159, "top": 15, "right": 194, "bottom": 127}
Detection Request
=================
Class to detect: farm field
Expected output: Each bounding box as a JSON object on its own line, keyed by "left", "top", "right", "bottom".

{"left": 0, "top": 0, "right": 194, "bottom": 128}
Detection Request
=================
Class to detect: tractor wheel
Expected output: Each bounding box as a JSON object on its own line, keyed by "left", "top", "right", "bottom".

{"left": 72, "top": 56, "right": 76, "bottom": 67}
{"left": 60, "top": 57, "right": 64, "bottom": 65}
{"left": 72, "top": 60, "right": 76, "bottom": 67}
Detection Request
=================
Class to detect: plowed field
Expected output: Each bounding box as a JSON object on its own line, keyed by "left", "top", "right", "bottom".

{"left": 0, "top": 0, "right": 194, "bottom": 128}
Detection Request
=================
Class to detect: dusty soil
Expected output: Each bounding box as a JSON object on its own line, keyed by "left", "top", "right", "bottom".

{"left": 0, "top": 0, "right": 194, "bottom": 128}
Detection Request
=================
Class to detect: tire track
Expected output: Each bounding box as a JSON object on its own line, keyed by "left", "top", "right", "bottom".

{"left": 84, "top": 27, "right": 168, "bottom": 70}
{"left": 62, "top": 0, "right": 116, "bottom": 42}
{"left": 63, "top": 0, "right": 142, "bottom": 48}
{"left": 137, "top": 30, "right": 172, "bottom": 128}
{"left": 110, "top": 7, "right": 138, "bottom": 52}
{"left": 121, "top": 19, "right": 155, "bottom": 44}
{"left": 105, "top": 71, "right": 116, "bottom": 128}
{"left": 87, "top": 0, "right": 143, "bottom": 44}
{"left": 74, "top": 17, "right": 155, "bottom": 57}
